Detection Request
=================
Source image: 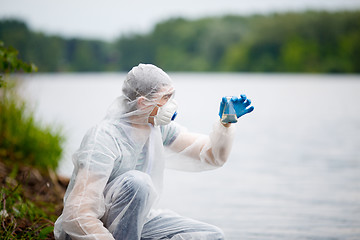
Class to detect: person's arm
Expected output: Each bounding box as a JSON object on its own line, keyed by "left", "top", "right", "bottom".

{"left": 61, "top": 126, "right": 119, "bottom": 240}
{"left": 62, "top": 168, "right": 115, "bottom": 240}
{"left": 164, "top": 95, "right": 253, "bottom": 171}
{"left": 168, "top": 120, "right": 235, "bottom": 168}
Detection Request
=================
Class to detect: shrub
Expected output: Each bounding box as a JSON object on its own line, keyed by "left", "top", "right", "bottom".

{"left": 0, "top": 82, "right": 64, "bottom": 171}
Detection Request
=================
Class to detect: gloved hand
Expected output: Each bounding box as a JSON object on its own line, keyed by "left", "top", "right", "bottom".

{"left": 219, "top": 95, "right": 254, "bottom": 120}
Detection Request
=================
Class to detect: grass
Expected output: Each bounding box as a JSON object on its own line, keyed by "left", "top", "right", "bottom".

{"left": 0, "top": 80, "right": 64, "bottom": 172}
{"left": 1, "top": 182, "right": 55, "bottom": 239}
{"left": 0, "top": 79, "right": 66, "bottom": 239}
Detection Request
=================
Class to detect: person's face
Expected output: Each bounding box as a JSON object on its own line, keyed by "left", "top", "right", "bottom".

{"left": 149, "top": 89, "right": 174, "bottom": 117}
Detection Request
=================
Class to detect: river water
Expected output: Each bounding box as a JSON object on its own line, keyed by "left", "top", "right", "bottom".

{"left": 21, "top": 73, "right": 360, "bottom": 240}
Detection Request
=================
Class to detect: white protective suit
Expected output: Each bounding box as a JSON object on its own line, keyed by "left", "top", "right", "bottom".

{"left": 54, "top": 64, "right": 235, "bottom": 240}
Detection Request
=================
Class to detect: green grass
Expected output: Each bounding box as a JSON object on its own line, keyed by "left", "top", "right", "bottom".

{"left": 0, "top": 80, "right": 64, "bottom": 172}
{"left": 1, "top": 182, "right": 56, "bottom": 239}
{"left": 0, "top": 79, "right": 65, "bottom": 239}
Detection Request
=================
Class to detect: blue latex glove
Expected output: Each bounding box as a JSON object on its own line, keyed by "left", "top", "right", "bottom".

{"left": 219, "top": 94, "right": 254, "bottom": 120}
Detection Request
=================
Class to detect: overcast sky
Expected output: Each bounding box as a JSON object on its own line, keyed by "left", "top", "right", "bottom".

{"left": 1, "top": 0, "right": 360, "bottom": 41}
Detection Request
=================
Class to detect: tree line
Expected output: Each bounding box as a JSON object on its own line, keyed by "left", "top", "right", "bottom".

{"left": 0, "top": 10, "right": 359, "bottom": 73}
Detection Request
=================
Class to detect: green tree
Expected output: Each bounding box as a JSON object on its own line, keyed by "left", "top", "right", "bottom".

{"left": 1, "top": 11, "right": 360, "bottom": 73}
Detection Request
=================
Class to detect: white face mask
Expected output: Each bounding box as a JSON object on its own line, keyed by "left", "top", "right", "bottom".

{"left": 152, "top": 98, "right": 178, "bottom": 126}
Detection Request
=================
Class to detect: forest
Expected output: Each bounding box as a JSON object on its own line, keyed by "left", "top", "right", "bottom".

{"left": 0, "top": 10, "right": 359, "bottom": 73}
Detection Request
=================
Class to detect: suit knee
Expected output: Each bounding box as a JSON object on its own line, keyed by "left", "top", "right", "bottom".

{"left": 114, "top": 170, "right": 156, "bottom": 201}
{"left": 215, "top": 227, "right": 226, "bottom": 240}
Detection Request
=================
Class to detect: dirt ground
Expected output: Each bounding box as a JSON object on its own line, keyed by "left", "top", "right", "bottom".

{"left": 0, "top": 160, "right": 69, "bottom": 238}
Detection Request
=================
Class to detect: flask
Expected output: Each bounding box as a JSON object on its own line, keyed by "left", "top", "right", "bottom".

{"left": 221, "top": 96, "right": 238, "bottom": 123}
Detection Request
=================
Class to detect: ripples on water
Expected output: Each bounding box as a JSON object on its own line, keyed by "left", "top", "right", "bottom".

{"left": 22, "top": 73, "right": 360, "bottom": 239}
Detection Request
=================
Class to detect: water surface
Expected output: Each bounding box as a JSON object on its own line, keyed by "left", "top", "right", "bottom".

{"left": 22, "top": 73, "right": 360, "bottom": 239}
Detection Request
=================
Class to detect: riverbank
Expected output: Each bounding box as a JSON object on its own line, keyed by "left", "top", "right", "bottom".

{"left": 0, "top": 160, "right": 68, "bottom": 239}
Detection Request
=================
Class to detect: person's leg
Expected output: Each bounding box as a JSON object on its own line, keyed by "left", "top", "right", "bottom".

{"left": 102, "top": 170, "right": 158, "bottom": 240}
{"left": 141, "top": 210, "right": 225, "bottom": 240}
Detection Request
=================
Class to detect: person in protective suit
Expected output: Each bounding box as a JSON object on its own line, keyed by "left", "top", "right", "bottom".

{"left": 54, "top": 63, "right": 254, "bottom": 240}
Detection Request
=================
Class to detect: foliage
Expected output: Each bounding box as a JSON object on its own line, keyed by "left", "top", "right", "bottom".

{"left": 220, "top": 11, "right": 360, "bottom": 73}
{"left": 0, "top": 39, "right": 62, "bottom": 171}
{"left": 0, "top": 82, "right": 64, "bottom": 171}
{"left": 0, "top": 44, "right": 65, "bottom": 239}
{"left": 0, "top": 42, "right": 37, "bottom": 74}
{"left": 116, "top": 16, "right": 250, "bottom": 71}
{"left": 0, "top": 41, "right": 37, "bottom": 87}
{"left": 0, "top": 10, "right": 360, "bottom": 72}
{"left": 0, "top": 20, "right": 116, "bottom": 72}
